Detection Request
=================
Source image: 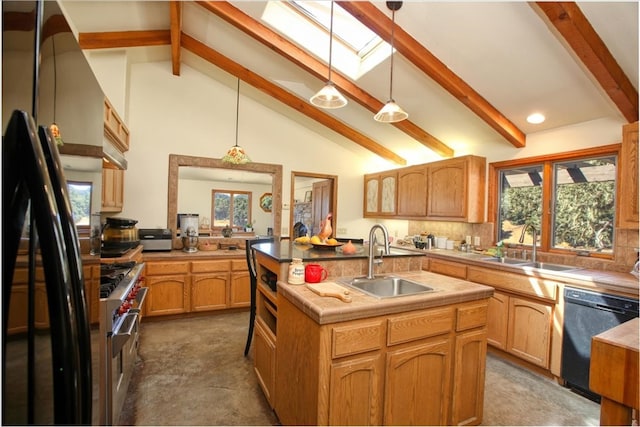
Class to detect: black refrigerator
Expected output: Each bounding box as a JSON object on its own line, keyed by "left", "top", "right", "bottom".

{"left": 2, "top": 0, "right": 93, "bottom": 422}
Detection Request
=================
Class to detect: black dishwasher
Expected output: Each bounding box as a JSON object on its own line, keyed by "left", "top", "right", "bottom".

{"left": 561, "top": 287, "right": 639, "bottom": 401}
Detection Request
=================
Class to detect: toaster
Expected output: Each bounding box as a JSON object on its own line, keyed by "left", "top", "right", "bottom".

{"left": 139, "top": 228, "right": 173, "bottom": 251}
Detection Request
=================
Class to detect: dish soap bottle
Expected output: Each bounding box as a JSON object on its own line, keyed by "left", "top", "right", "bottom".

{"left": 288, "top": 258, "right": 305, "bottom": 285}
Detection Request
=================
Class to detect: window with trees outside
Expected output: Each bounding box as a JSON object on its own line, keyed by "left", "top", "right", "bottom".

{"left": 211, "top": 190, "right": 252, "bottom": 230}
{"left": 491, "top": 145, "right": 618, "bottom": 257}
{"left": 67, "top": 181, "right": 92, "bottom": 229}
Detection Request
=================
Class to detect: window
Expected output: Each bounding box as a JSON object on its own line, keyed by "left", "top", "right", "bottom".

{"left": 262, "top": 1, "right": 389, "bottom": 80}
{"left": 491, "top": 146, "right": 618, "bottom": 257}
{"left": 211, "top": 190, "right": 252, "bottom": 229}
{"left": 67, "top": 181, "right": 92, "bottom": 228}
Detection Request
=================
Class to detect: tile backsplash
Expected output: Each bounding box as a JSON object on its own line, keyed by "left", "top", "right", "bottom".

{"left": 409, "top": 220, "right": 639, "bottom": 274}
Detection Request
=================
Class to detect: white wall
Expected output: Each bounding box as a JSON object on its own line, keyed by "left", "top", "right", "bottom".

{"left": 89, "top": 57, "right": 626, "bottom": 242}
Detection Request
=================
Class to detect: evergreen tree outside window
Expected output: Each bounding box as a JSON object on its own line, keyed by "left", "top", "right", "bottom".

{"left": 212, "top": 189, "right": 251, "bottom": 229}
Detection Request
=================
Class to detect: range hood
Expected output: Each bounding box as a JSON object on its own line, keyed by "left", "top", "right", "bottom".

{"left": 102, "top": 138, "right": 127, "bottom": 170}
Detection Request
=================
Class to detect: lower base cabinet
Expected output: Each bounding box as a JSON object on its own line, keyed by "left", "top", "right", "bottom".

{"left": 486, "top": 290, "right": 552, "bottom": 368}
{"left": 144, "top": 258, "right": 251, "bottom": 317}
{"left": 275, "top": 297, "right": 489, "bottom": 426}
{"left": 254, "top": 317, "right": 276, "bottom": 408}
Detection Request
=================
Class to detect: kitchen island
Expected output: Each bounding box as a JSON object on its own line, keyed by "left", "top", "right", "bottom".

{"left": 252, "top": 242, "right": 493, "bottom": 426}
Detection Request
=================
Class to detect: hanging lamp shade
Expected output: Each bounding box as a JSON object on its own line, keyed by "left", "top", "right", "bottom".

{"left": 310, "top": 1, "right": 347, "bottom": 109}
{"left": 374, "top": 100, "right": 408, "bottom": 123}
{"left": 222, "top": 79, "right": 251, "bottom": 165}
{"left": 374, "top": 1, "right": 408, "bottom": 123}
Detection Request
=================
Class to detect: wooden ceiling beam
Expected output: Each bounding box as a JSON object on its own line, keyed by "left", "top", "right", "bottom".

{"left": 533, "top": 2, "right": 638, "bottom": 123}
{"left": 196, "top": 1, "right": 453, "bottom": 158}
{"left": 169, "top": 1, "right": 182, "bottom": 76}
{"left": 181, "top": 34, "right": 407, "bottom": 165}
{"left": 78, "top": 30, "right": 170, "bottom": 49}
{"left": 337, "top": 1, "right": 527, "bottom": 149}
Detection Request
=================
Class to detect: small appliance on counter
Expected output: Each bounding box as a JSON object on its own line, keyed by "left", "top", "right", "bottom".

{"left": 139, "top": 228, "right": 173, "bottom": 252}
{"left": 182, "top": 227, "right": 198, "bottom": 253}
{"left": 102, "top": 217, "right": 140, "bottom": 258}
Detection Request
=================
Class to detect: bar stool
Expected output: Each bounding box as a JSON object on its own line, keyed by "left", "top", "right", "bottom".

{"left": 244, "top": 237, "right": 274, "bottom": 356}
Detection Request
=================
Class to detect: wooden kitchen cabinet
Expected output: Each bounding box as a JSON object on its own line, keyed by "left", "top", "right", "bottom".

{"left": 397, "top": 165, "right": 428, "bottom": 217}
{"left": 230, "top": 259, "right": 251, "bottom": 307}
{"left": 329, "top": 353, "right": 384, "bottom": 425}
{"left": 254, "top": 317, "right": 276, "bottom": 408}
{"left": 101, "top": 167, "right": 124, "bottom": 212}
{"left": 363, "top": 171, "right": 397, "bottom": 217}
{"left": 276, "top": 297, "right": 488, "bottom": 426}
{"left": 486, "top": 291, "right": 509, "bottom": 350}
{"left": 144, "top": 261, "right": 190, "bottom": 316}
{"left": 385, "top": 338, "right": 452, "bottom": 426}
{"left": 104, "top": 97, "right": 130, "bottom": 153}
{"left": 507, "top": 296, "right": 552, "bottom": 368}
{"left": 618, "top": 121, "right": 638, "bottom": 229}
{"left": 363, "top": 155, "right": 485, "bottom": 222}
{"left": 427, "top": 155, "right": 485, "bottom": 222}
{"left": 191, "top": 273, "right": 227, "bottom": 312}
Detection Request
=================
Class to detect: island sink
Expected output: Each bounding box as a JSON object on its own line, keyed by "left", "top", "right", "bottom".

{"left": 340, "top": 276, "right": 436, "bottom": 298}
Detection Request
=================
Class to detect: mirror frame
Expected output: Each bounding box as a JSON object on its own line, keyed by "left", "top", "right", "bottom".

{"left": 168, "top": 154, "right": 283, "bottom": 238}
{"left": 259, "top": 193, "right": 273, "bottom": 212}
{"left": 289, "top": 171, "right": 338, "bottom": 239}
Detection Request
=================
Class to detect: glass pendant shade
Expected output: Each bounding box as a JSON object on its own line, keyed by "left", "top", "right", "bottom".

{"left": 310, "top": 82, "right": 348, "bottom": 109}
{"left": 222, "top": 79, "right": 251, "bottom": 165}
{"left": 374, "top": 100, "right": 408, "bottom": 123}
{"left": 310, "top": 1, "right": 347, "bottom": 109}
{"left": 222, "top": 145, "right": 250, "bottom": 164}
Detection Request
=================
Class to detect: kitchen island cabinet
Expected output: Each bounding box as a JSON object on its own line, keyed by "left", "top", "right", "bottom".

{"left": 275, "top": 272, "right": 492, "bottom": 426}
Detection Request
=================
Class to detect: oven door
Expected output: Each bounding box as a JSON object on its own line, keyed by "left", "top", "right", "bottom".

{"left": 107, "top": 309, "right": 140, "bottom": 425}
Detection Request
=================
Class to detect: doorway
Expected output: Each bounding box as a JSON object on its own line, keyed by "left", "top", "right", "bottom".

{"left": 290, "top": 171, "right": 337, "bottom": 238}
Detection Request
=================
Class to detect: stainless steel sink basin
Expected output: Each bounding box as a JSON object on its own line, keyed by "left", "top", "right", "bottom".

{"left": 481, "top": 257, "right": 580, "bottom": 272}
{"left": 339, "top": 276, "right": 436, "bottom": 299}
{"left": 520, "top": 262, "right": 580, "bottom": 272}
{"left": 481, "top": 257, "right": 529, "bottom": 265}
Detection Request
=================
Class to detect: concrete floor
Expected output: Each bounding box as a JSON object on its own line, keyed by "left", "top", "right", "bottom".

{"left": 119, "top": 311, "right": 600, "bottom": 426}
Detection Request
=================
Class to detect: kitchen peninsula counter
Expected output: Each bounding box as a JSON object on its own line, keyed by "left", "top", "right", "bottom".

{"left": 421, "top": 248, "right": 639, "bottom": 297}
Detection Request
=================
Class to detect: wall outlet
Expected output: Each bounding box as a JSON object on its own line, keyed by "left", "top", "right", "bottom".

{"left": 337, "top": 227, "right": 347, "bottom": 235}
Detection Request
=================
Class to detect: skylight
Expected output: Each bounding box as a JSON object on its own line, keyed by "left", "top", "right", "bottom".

{"left": 262, "top": 1, "right": 390, "bottom": 80}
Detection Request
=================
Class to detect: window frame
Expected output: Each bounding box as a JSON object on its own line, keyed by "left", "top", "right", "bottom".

{"left": 488, "top": 144, "right": 620, "bottom": 260}
{"left": 210, "top": 189, "right": 253, "bottom": 230}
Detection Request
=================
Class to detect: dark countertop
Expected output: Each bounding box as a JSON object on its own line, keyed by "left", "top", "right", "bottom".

{"left": 253, "top": 240, "right": 423, "bottom": 263}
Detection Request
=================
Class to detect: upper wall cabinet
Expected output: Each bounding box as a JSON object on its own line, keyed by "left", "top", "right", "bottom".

{"left": 397, "top": 165, "right": 428, "bottom": 217}
{"left": 363, "top": 155, "right": 486, "bottom": 223}
{"left": 618, "top": 121, "right": 638, "bottom": 229}
{"left": 426, "top": 155, "right": 486, "bottom": 223}
{"left": 104, "top": 97, "right": 130, "bottom": 153}
{"left": 364, "top": 171, "right": 397, "bottom": 217}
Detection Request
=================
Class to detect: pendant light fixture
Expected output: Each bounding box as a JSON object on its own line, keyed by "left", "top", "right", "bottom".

{"left": 309, "top": 1, "right": 348, "bottom": 109}
{"left": 49, "top": 35, "right": 64, "bottom": 145}
{"left": 374, "top": 1, "right": 408, "bottom": 123}
{"left": 222, "top": 79, "right": 251, "bottom": 165}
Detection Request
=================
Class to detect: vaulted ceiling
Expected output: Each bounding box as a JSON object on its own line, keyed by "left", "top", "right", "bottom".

{"left": 13, "top": 1, "right": 640, "bottom": 165}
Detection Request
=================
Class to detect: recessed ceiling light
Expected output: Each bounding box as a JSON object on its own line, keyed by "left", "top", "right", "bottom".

{"left": 527, "top": 113, "right": 545, "bottom": 124}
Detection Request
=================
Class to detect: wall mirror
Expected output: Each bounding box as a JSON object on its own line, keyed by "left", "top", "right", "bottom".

{"left": 168, "top": 154, "right": 283, "bottom": 238}
{"left": 290, "top": 171, "right": 338, "bottom": 239}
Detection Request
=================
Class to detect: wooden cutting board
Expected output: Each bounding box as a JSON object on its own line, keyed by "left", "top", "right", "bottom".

{"left": 307, "top": 282, "right": 352, "bottom": 303}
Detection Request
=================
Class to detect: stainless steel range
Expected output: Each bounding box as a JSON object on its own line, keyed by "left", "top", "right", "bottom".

{"left": 99, "top": 261, "right": 147, "bottom": 425}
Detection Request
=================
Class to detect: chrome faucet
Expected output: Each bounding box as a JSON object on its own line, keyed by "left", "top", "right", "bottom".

{"left": 367, "top": 224, "right": 390, "bottom": 279}
{"left": 519, "top": 224, "right": 538, "bottom": 263}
